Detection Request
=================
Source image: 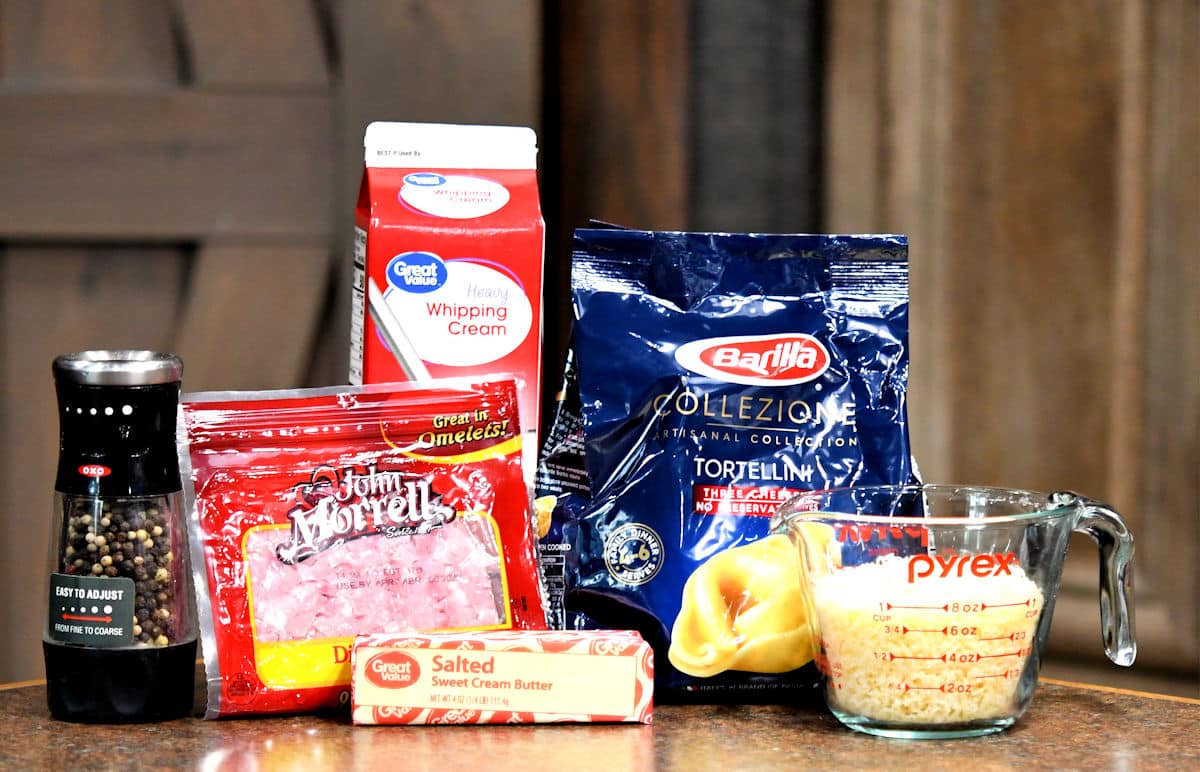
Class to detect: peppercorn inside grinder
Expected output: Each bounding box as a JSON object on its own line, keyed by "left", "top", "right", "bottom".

{"left": 44, "top": 351, "right": 197, "bottom": 722}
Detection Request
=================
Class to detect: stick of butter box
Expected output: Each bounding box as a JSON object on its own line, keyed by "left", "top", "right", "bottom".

{"left": 351, "top": 630, "right": 653, "bottom": 725}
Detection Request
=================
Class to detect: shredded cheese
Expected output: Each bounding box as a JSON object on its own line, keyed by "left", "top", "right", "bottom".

{"left": 812, "top": 554, "right": 1044, "bottom": 724}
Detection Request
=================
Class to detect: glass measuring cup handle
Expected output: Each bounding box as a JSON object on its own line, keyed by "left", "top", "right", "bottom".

{"left": 1052, "top": 491, "right": 1137, "bottom": 667}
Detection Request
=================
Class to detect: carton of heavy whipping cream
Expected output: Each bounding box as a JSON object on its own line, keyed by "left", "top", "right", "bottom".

{"left": 351, "top": 122, "right": 545, "bottom": 481}
{"left": 351, "top": 630, "right": 654, "bottom": 725}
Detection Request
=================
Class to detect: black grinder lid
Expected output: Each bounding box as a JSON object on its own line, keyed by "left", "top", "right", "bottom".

{"left": 53, "top": 351, "right": 184, "bottom": 497}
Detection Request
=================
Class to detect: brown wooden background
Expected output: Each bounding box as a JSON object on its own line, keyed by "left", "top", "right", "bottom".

{"left": 823, "top": 0, "right": 1198, "bottom": 694}
{"left": 1, "top": 0, "right": 1196, "bottom": 696}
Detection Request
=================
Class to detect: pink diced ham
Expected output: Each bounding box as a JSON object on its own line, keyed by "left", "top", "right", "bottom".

{"left": 244, "top": 515, "right": 504, "bottom": 642}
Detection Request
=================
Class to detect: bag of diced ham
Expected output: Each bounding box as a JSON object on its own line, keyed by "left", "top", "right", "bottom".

{"left": 179, "top": 378, "right": 546, "bottom": 718}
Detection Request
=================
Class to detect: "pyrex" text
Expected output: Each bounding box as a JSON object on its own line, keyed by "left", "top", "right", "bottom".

{"left": 906, "top": 552, "right": 1020, "bottom": 583}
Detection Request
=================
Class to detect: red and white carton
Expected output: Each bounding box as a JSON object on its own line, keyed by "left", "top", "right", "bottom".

{"left": 351, "top": 122, "right": 545, "bottom": 482}
{"left": 351, "top": 630, "right": 654, "bottom": 725}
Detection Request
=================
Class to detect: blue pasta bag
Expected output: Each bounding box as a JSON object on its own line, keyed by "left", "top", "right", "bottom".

{"left": 546, "top": 229, "right": 918, "bottom": 703}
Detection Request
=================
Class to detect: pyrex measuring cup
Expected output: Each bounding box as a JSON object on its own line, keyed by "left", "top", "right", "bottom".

{"left": 770, "top": 484, "right": 1135, "bottom": 739}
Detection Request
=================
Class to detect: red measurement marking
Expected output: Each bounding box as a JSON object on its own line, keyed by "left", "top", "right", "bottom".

{"left": 891, "top": 654, "right": 946, "bottom": 662}
{"left": 981, "top": 599, "right": 1035, "bottom": 610}
{"left": 887, "top": 602, "right": 949, "bottom": 611}
{"left": 978, "top": 650, "right": 1024, "bottom": 659}
{"left": 903, "top": 626, "right": 947, "bottom": 635}
{"left": 906, "top": 685, "right": 944, "bottom": 691}
{"left": 978, "top": 633, "right": 1017, "bottom": 641}
{"left": 977, "top": 671, "right": 1016, "bottom": 680}
{"left": 63, "top": 613, "right": 112, "bottom": 623}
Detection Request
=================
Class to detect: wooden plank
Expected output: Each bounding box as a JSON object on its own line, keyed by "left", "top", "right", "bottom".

{"left": 337, "top": 0, "right": 540, "bottom": 220}
{"left": 310, "top": 0, "right": 542, "bottom": 387}
{"left": 555, "top": 0, "right": 689, "bottom": 231}
{"left": 1140, "top": 0, "right": 1200, "bottom": 672}
{"left": 690, "top": 0, "right": 821, "bottom": 231}
{"left": 824, "top": 0, "right": 884, "bottom": 231}
{"left": 0, "top": 92, "right": 333, "bottom": 239}
{"left": 538, "top": 0, "right": 690, "bottom": 416}
{"left": 175, "top": 0, "right": 330, "bottom": 87}
{"left": 0, "top": 247, "right": 185, "bottom": 683}
{"left": 1106, "top": 0, "right": 1150, "bottom": 528}
{"left": 826, "top": 0, "right": 1198, "bottom": 687}
{"left": 1, "top": 0, "right": 176, "bottom": 87}
{"left": 884, "top": 0, "right": 957, "bottom": 480}
{"left": 1073, "top": 0, "right": 1198, "bottom": 679}
{"left": 826, "top": 0, "right": 959, "bottom": 478}
{"left": 941, "top": 1, "right": 1120, "bottom": 495}
{"left": 935, "top": 3, "right": 1145, "bottom": 672}
{"left": 0, "top": 0, "right": 189, "bottom": 686}
{"left": 170, "top": 1, "right": 337, "bottom": 385}
{"left": 339, "top": 0, "right": 539, "bottom": 131}
{"left": 174, "top": 244, "right": 331, "bottom": 391}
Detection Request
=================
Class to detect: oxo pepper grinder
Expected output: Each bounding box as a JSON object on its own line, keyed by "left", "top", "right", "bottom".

{"left": 43, "top": 351, "right": 197, "bottom": 722}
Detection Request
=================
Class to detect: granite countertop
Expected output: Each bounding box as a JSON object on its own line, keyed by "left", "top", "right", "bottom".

{"left": 2, "top": 677, "right": 1197, "bottom": 769}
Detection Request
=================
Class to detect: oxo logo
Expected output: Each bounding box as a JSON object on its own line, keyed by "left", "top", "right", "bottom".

{"left": 907, "top": 552, "right": 1019, "bottom": 583}
{"left": 674, "top": 334, "right": 830, "bottom": 386}
{"left": 365, "top": 651, "right": 421, "bottom": 689}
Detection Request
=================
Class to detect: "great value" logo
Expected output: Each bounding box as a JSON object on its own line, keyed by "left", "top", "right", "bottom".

{"left": 365, "top": 651, "right": 421, "bottom": 689}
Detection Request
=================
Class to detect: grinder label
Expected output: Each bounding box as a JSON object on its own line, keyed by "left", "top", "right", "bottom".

{"left": 48, "top": 573, "right": 135, "bottom": 647}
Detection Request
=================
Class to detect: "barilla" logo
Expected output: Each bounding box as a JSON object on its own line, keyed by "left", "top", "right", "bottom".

{"left": 674, "top": 334, "right": 830, "bottom": 386}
